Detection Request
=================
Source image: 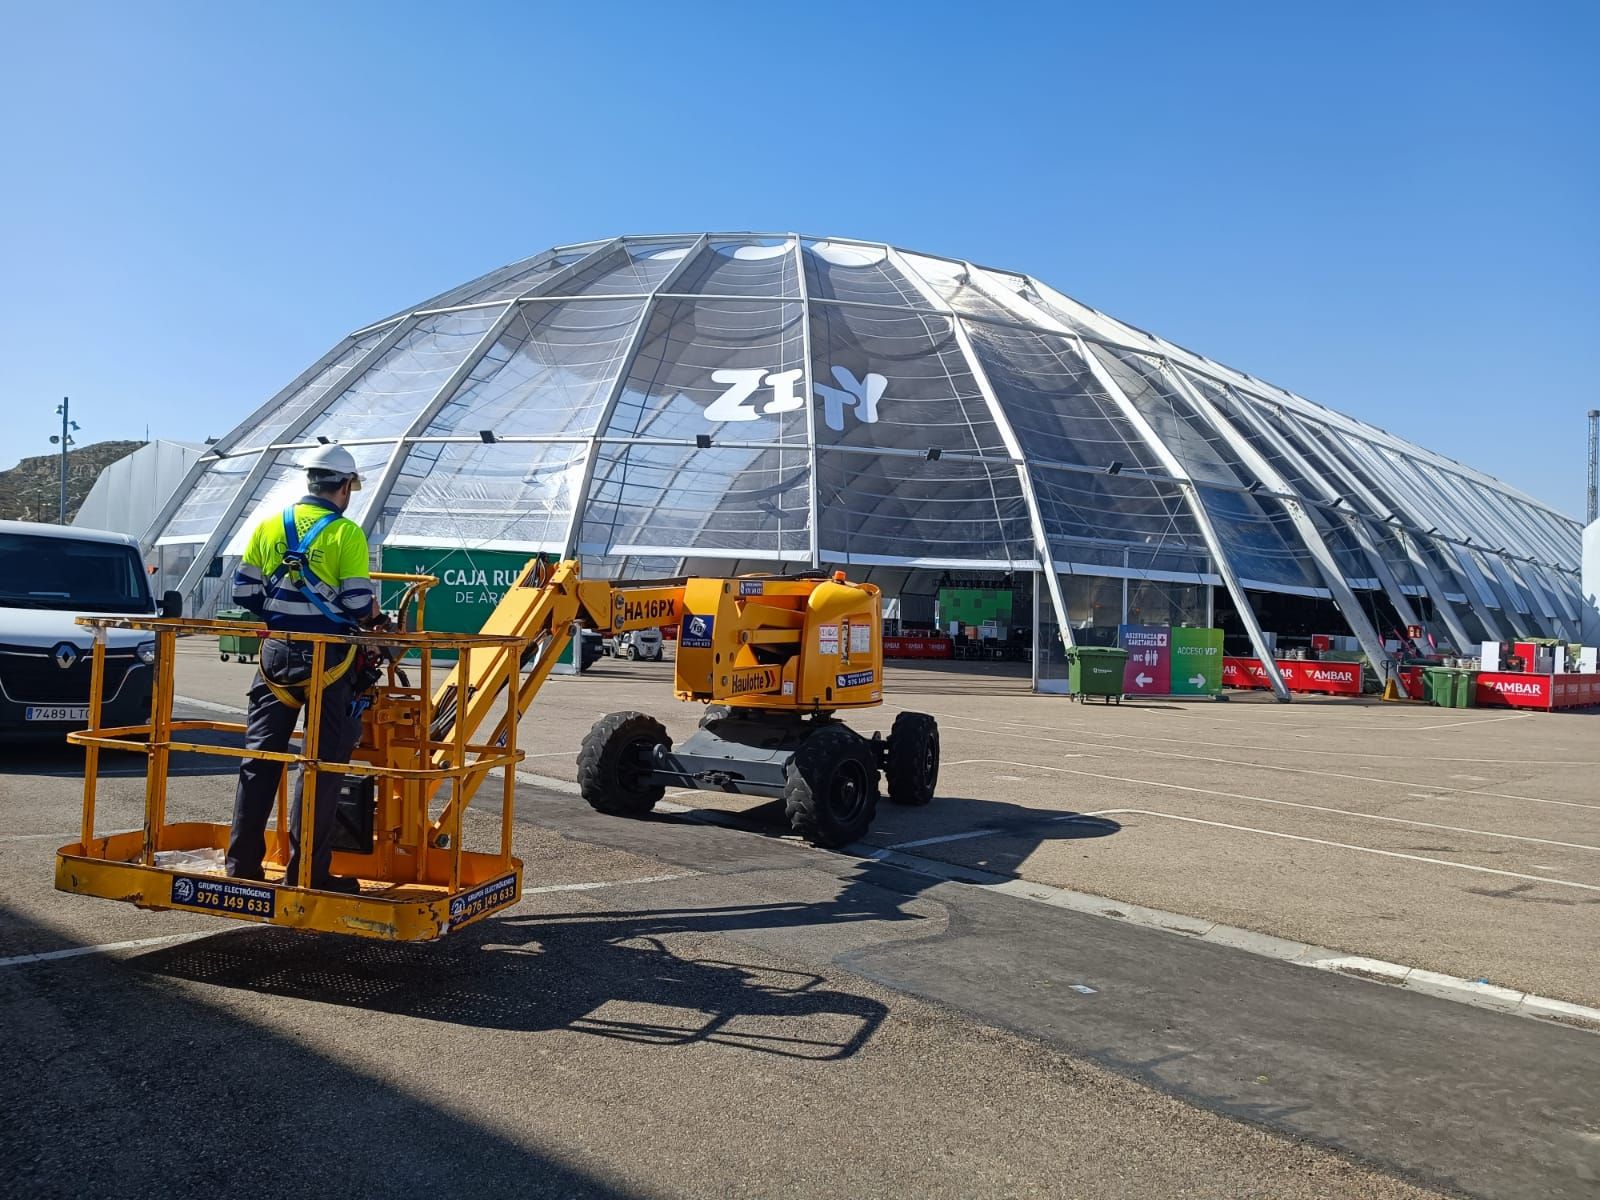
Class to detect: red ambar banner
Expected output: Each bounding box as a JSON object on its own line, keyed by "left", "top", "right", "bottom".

{"left": 1222, "top": 657, "right": 1362, "bottom": 695}
{"left": 883, "top": 636, "right": 953, "bottom": 659}
{"left": 1478, "top": 673, "right": 1600, "bottom": 709}
{"left": 1474, "top": 672, "right": 1552, "bottom": 709}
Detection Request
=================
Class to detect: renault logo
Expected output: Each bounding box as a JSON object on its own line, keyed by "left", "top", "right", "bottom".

{"left": 52, "top": 642, "right": 79, "bottom": 670}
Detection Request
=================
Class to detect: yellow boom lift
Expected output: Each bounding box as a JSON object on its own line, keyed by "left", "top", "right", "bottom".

{"left": 56, "top": 559, "right": 940, "bottom": 942}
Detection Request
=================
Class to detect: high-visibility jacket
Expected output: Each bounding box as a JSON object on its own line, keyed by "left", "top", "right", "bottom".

{"left": 232, "top": 496, "right": 374, "bottom": 634}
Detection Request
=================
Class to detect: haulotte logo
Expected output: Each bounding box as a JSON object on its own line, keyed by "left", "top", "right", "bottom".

{"left": 704, "top": 366, "right": 887, "bottom": 431}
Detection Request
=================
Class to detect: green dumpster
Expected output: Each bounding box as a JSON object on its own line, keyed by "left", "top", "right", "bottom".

{"left": 215, "top": 607, "right": 262, "bottom": 664}
{"left": 1067, "top": 646, "right": 1129, "bottom": 704}
{"left": 1455, "top": 670, "right": 1478, "bottom": 709}
{"left": 1421, "top": 666, "right": 1453, "bottom": 707}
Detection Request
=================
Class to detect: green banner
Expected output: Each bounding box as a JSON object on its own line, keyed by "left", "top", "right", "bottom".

{"left": 1169, "top": 626, "right": 1224, "bottom": 695}
{"left": 938, "top": 588, "right": 1012, "bottom": 627}
{"left": 379, "top": 546, "right": 579, "bottom": 666}
{"left": 380, "top": 546, "right": 538, "bottom": 633}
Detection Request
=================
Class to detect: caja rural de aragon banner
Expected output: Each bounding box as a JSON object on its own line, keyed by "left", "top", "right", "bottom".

{"left": 380, "top": 546, "right": 534, "bottom": 632}
{"left": 378, "top": 547, "right": 571, "bottom": 663}
{"left": 1168, "top": 626, "right": 1224, "bottom": 695}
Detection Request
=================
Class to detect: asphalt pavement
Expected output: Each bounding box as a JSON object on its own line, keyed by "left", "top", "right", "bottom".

{"left": 5, "top": 644, "right": 1599, "bottom": 1199}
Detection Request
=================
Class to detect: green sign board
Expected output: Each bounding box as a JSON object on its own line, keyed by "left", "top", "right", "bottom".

{"left": 379, "top": 546, "right": 576, "bottom": 664}
{"left": 380, "top": 546, "right": 537, "bottom": 633}
{"left": 1169, "top": 626, "right": 1224, "bottom": 695}
{"left": 938, "top": 587, "right": 1013, "bottom": 627}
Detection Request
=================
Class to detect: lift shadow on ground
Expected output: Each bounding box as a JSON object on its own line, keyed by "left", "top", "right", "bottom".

{"left": 0, "top": 903, "right": 643, "bottom": 1200}
{"left": 136, "top": 907, "right": 890, "bottom": 1061}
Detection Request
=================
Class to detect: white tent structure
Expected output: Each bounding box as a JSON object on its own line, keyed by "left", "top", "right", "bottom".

{"left": 144, "top": 234, "right": 1587, "bottom": 698}
{"left": 75, "top": 439, "right": 204, "bottom": 542}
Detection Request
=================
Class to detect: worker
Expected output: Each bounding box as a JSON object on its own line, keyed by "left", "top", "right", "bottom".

{"left": 226, "top": 443, "right": 377, "bottom": 893}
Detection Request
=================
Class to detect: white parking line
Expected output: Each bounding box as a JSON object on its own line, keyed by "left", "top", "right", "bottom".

{"left": 523, "top": 873, "right": 694, "bottom": 895}
{"left": 925, "top": 714, "right": 1600, "bottom": 813}
{"left": 0, "top": 874, "right": 698, "bottom": 971}
{"left": 861, "top": 843, "right": 1600, "bottom": 1032}
{"left": 1085, "top": 808, "right": 1600, "bottom": 894}
{"left": 902, "top": 703, "right": 1600, "bottom": 768}
{"left": 943, "top": 757, "right": 1600, "bottom": 856}
{"left": 1413, "top": 713, "right": 1531, "bottom": 732}
{"left": 0, "top": 930, "right": 224, "bottom": 970}
{"left": 881, "top": 829, "right": 1002, "bottom": 852}
{"left": 174, "top": 695, "right": 246, "bottom": 715}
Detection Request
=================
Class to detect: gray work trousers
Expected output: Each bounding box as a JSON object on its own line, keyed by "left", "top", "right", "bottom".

{"left": 227, "top": 638, "right": 361, "bottom": 886}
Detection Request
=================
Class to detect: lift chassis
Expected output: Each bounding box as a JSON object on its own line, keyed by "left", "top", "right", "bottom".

{"left": 472, "top": 559, "right": 941, "bottom": 847}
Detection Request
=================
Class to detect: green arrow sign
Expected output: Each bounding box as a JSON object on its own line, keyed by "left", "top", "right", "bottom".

{"left": 1168, "top": 626, "right": 1224, "bottom": 695}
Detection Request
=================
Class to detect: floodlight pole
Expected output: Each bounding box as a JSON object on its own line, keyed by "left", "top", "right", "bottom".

{"left": 50, "top": 397, "right": 80, "bottom": 524}
{"left": 1588, "top": 409, "right": 1598, "bottom": 525}
{"left": 59, "top": 397, "right": 70, "bottom": 523}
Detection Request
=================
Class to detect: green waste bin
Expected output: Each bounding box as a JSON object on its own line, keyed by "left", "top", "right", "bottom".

{"left": 215, "top": 607, "right": 262, "bottom": 664}
{"left": 1421, "top": 666, "right": 1453, "bottom": 707}
{"left": 1067, "top": 646, "right": 1129, "bottom": 704}
{"left": 1423, "top": 667, "right": 1478, "bottom": 708}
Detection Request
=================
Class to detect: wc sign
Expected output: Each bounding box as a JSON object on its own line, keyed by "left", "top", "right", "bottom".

{"left": 704, "top": 366, "right": 887, "bottom": 431}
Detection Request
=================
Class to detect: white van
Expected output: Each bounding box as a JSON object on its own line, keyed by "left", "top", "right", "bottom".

{"left": 0, "top": 520, "right": 180, "bottom": 739}
{"left": 607, "top": 628, "right": 664, "bottom": 662}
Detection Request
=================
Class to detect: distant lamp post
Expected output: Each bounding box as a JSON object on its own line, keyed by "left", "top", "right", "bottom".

{"left": 48, "top": 396, "right": 80, "bottom": 524}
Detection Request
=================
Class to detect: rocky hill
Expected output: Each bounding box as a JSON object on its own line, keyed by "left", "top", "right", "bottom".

{"left": 0, "top": 440, "right": 146, "bottom": 524}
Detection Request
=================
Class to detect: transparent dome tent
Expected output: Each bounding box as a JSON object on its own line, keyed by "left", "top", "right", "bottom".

{"left": 147, "top": 233, "right": 1588, "bottom": 697}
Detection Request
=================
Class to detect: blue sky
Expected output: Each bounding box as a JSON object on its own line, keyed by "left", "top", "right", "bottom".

{"left": 2, "top": 1, "right": 1595, "bottom": 518}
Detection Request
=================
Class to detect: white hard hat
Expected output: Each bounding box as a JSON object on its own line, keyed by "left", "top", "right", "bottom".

{"left": 299, "top": 442, "right": 362, "bottom": 489}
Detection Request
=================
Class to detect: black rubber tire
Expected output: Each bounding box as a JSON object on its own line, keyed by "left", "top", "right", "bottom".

{"left": 220, "top": 654, "right": 230, "bottom": 662}
{"left": 885, "top": 711, "right": 940, "bottom": 807}
{"left": 577, "top": 711, "right": 670, "bottom": 816}
{"left": 783, "top": 724, "right": 879, "bottom": 848}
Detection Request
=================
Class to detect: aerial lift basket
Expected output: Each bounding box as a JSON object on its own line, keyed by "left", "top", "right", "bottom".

{"left": 55, "top": 574, "right": 531, "bottom": 942}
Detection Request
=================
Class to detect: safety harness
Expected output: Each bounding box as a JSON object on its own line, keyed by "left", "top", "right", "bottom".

{"left": 262, "top": 505, "right": 359, "bottom": 709}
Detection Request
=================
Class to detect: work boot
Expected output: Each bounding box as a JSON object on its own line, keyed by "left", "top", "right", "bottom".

{"left": 313, "top": 875, "right": 363, "bottom": 895}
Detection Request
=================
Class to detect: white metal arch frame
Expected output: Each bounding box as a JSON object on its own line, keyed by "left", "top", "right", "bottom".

{"left": 358, "top": 239, "right": 626, "bottom": 541}
{"left": 1289, "top": 417, "right": 1505, "bottom": 646}
{"left": 887, "top": 247, "right": 1077, "bottom": 652}
{"left": 155, "top": 232, "right": 1584, "bottom": 654}
{"left": 557, "top": 235, "right": 712, "bottom": 559}
{"left": 1213, "top": 383, "right": 1429, "bottom": 638}
{"left": 1214, "top": 389, "right": 1483, "bottom": 650}
{"left": 1159, "top": 363, "right": 1397, "bottom": 683}
{"left": 139, "top": 331, "right": 369, "bottom": 555}
{"left": 169, "top": 315, "right": 422, "bottom": 601}
{"left": 1011, "top": 270, "right": 1581, "bottom": 591}
{"left": 965, "top": 274, "right": 1290, "bottom": 699}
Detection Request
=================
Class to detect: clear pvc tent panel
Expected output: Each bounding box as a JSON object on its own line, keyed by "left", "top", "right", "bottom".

{"left": 147, "top": 232, "right": 1586, "bottom": 646}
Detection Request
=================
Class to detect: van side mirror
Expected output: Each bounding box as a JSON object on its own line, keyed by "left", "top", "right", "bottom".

{"left": 161, "top": 591, "right": 183, "bottom": 619}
